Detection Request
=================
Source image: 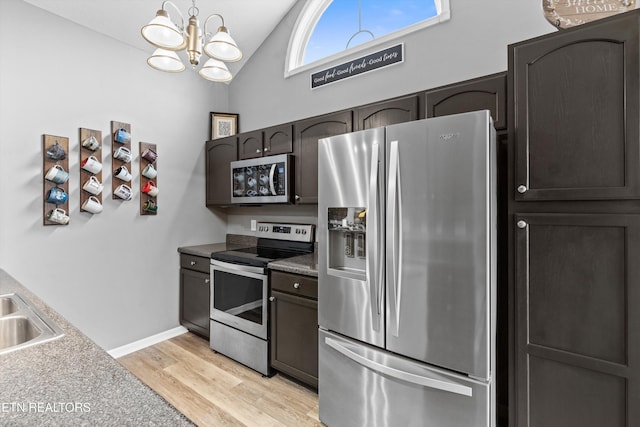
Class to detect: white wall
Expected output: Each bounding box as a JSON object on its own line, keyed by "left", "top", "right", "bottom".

{"left": 0, "top": 0, "right": 227, "bottom": 350}
{"left": 230, "top": 0, "right": 554, "bottom": 131}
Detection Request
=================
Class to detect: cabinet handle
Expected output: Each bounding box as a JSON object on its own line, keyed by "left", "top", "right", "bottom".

{"left": 293, "top": 282, "right": 300, "bottom": 289}
{"left": 517, "top": 185, "right": 527, "bottom": 194}
{"left": 204, "top": 278, "right": 210, "bottom": 284}
{"left": 269, "top": 296, "right": 275, "bottom": 302}
{"left": 517, "top": 220, "right": 528, "bottom": 229}
{"left": 190, "top": 261, "right": 196, "bottom": 266}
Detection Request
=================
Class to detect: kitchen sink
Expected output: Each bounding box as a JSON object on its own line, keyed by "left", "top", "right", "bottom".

{"left": 0, "top": 297, "right": 18, "bottom": 316}
{"left": 0, "top": 293, "right": 64, "bottom": 355}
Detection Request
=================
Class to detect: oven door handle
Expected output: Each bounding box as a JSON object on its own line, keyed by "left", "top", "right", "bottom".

{"left": 210, "top": 259, "right": 266, "bottom": 277}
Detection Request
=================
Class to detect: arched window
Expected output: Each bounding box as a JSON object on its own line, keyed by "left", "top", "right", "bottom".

{"left": 286, "top": 0, "right": 450, "bottom": 76}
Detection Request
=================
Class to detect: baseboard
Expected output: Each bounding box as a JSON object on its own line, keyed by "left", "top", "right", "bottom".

{"left": 108, "top": 326, "right": 189, "bottom": 359}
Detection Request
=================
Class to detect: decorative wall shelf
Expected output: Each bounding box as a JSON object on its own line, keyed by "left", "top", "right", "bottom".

{"left": 43, "top": 134, "right": 70, "bottom": 226}
{"left": 79, "top": 128, "right": 103, "bottom": 214}
{"left": 139, "top": 142, "right": 158, "bottom": 215}
{"left": 111, "top": 121, "right": 133, "bottom": 201}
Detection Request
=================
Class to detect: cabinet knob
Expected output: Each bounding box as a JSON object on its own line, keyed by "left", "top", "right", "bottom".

{"left": 295, "top": 195, "right": 300, "bottom": 201}
{"left": 264, "top": 147, "right": 269, "bottom": 152}
{"left": 517, "top": 185, "right": 528, "bottom": 194}
{"left": 517, "top": 220, "right": 528, "bottom": 229}
{"left": 293, "top": 282, "right": 300, "bottom": 289}
{"left": 205, "top": 278, "right": 210, "bottom": 284}
{"left": 269, "top": 296, "right": 275, "bottom": 302}
{"left": 190, "top": 261, "right": 196, "bottom": 266}
{"left": 256, "top": 149, "right": 262, "bottom": 153}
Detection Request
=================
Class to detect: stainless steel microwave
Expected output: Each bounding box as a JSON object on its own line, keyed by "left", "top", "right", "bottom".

{"left": 231, "top": 154, "right": 293, "bottom": 204}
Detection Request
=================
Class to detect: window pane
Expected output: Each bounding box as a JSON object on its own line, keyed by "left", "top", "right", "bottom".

{"left": 304, "top": 0, "right": 438, "bottom": 65}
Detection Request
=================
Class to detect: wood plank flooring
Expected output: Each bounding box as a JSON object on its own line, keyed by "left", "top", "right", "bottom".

{"left": 118, "top": 332, "right": 321, "bottom": 427}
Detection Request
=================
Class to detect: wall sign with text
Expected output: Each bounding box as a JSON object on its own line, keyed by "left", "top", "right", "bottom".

{"left": 543, "top": 0, "right": 636, "bottom": 28}
{"left": 311, "top": 44, "right": 404, "bottom": 89}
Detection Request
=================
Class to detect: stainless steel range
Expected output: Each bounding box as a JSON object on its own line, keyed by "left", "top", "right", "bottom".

{"left": 210, "top": 222, "right": 315, "bottom": 375}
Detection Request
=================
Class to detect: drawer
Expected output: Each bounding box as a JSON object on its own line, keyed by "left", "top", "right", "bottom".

{"left": 271, "top": 270, "right": 317, "bottom": 300}
{"left": 180, "top": 254, "right": 210, "bottom": 274}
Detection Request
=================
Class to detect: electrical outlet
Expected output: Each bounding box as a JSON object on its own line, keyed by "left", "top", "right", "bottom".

{"left": 251, "top": 219, "right": 257, "bottom": 231}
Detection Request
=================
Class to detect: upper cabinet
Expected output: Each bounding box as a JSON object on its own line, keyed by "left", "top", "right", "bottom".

{"left": 510, "top": 13, "right": 640, "bottom": 201}
{"left": 205, "top": 136, "right": 237, "bottom": 206}
{"left": 425, "top": 72, "right": 507, "bottom": 130}
{"left": 238, "top": 124, "right": 294, "bottom": 160}
{"left": 293, "top": 111, "right": 352, "bottom": 204}
{"left": 354, "top": 95, "right": 420, "bottom": 131}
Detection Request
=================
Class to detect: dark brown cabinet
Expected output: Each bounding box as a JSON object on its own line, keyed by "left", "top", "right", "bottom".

{"left": 510, "top": 15, "right": 640, "bottom": 201}
{"left": 179, "top": 254, "right": 211, "bottom": 338}
{"left": 425, "top": 72, "right": 507, "bottom": 130}
{"left": 269, "top": 270, "right": 318, "bottom": 388}
{"left": 354, "top": 95, "right": 419, "bottom": 130}
{"left": 513, "top": 213, "right": 640, "bottom": 427}
{"left": 238, "top": 124, "right": 294, "bottom": 160}
{"left": 205, "top": 136, "right": 237, "bottom": 206}
{"left": 508, "top": 11, "right": 640, "bottom": 427}
{"left": 293, "top": 111, "right": 352, "bottom": 204}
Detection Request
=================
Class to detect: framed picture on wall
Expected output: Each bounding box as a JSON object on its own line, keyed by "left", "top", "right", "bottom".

{"left": 210, "top": 112, "right": 239, "bottom": 139}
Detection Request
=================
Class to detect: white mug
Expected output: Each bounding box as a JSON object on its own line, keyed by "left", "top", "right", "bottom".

{"left": 142, "top": 163, "right": 157, "bottom": 179}
{"left": 114, "top": 184, "right": 132, "bottom": 200}
{"left": 81, "top": 196, "right": 103, "bottom": 214}
{"left": 45, "top": 164, "right": 69, "bottom": 184}
{"left": 82, "top": 155, "right": 102, "bottom": 174}
{"left": 113, "top": 146, "right": 132, "bottom": 163}
{"left": 82, "top": 176, "right": 104, "bottom": 195}
{"left": 114, "top": 165, "right": 132, "bottom": 182}
{"left": 82, "top": 135, "right": 100, "bottom": 151}
{"left": 47, "top": 208, "right": 69, "bottom": 225}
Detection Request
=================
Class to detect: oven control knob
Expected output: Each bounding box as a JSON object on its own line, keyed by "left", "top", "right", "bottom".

{"left": 302, "top": 230, "right": 307, "bottom": 235}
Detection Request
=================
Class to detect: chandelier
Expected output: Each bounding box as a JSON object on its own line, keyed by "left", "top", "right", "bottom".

{"left": 141, "top": 0, "right": 243, "bottom": 82}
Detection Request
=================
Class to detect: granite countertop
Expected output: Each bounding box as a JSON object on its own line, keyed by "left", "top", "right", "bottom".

{"left": 268, "top": 252, "right": 318, "bottom": 277}
{"left": 0, "top": 269, "right": 193, "bottom": 427}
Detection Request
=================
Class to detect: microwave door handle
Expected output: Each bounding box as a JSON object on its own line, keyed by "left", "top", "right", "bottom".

{"left": 387, "top": 140, "right": 402, "bottom": 337}
{"left": 325, "top": 337, "right": 472, "bottom": 397}
{"left": 269, "top": 163, "right": 277, "bottom": 195}
{"left": 367, "top": 142, "right": 382, "bottom": 330}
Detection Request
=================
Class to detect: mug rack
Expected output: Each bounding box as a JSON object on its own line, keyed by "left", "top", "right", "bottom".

{"left": 111, "top": 120, "right": 133, "bottom": 201}
{"left": 43, "top": 134, "right": 70, "bottom": 226}
{"left": 139, "top": 142, "right": 158, "bottom": 215}
{"left": 79, "top": 128, "right": 103, "bottom": 214}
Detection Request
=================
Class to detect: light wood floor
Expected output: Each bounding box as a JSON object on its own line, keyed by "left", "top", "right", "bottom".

{"left": 118, "top": 332, "right": 321, "bottom": 427}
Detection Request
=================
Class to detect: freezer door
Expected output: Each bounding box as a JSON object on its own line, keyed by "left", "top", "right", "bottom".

{"left": 318, "top": 128, "right": 385, "bottom": 348}
{"left": 319, "top": 329, "right": 494, "bottom": 427}
{"left": 385, "top": 111, "right": 496, "bottom": 380}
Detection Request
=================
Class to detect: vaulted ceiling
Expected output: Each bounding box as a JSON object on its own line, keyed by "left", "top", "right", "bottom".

{"left": 23, "top": 0, "right": 299, "bottom": 75}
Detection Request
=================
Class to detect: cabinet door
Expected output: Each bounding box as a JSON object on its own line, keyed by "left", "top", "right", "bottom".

{"left": 263, "top": 123, "right": 293, "bottom": 156}
{"left": 180, "top": 268, "right": 211, "bottom": 338}
{"left": 293, "top": 111, "right": 352, "bottom": 204}
{"left": 354, "top": 95, "right": 419, "bottom": 131}
{"left": 510, "top": 15, "right": 640, "bottom": 201}
{"left": 238, "top": 130, "right": 264, "bottom": 160}
{"left": 205, "top": 136, "right": 237, "bottom": 206}
{"left": 270, "top": 289, "right": 318, "bottom": 388}
{"left": 425, "top": 72, "right": 507, "bottom": 130}
{"left": 514, "top": 213, "right": 640, "bottom": 427}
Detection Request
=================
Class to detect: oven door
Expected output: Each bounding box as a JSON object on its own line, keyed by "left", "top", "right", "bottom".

{"left": 210, "top": 260, "right": 268, "bottom": 339}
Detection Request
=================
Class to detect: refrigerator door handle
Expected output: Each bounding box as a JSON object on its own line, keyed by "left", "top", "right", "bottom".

{"left": 387, "top": 140, "right": 403, "bottom": 337}
{"left": 268, "top": 163, "right": 277, "bottom": 195}
{"left": 325, "top": 337, "right": 473, "bottom": 397}
{"left": 367, "top": 142, "right": 382, "bottom": 329}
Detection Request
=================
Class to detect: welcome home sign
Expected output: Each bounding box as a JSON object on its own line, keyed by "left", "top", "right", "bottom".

{"left": 311, "top": 44, "right": 404, "bottom": 89}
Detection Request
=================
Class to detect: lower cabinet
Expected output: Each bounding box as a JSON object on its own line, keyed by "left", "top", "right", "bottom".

{"left": 269, "top": 270, "right": 318, "bottom": 388}
{"left": 179, "top": 254, "right": 210, "bottom": 338}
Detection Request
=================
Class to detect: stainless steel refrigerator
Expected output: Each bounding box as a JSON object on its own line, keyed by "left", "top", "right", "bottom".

{"left": 317, "top": 110, "right": 496, "bottom": 427}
